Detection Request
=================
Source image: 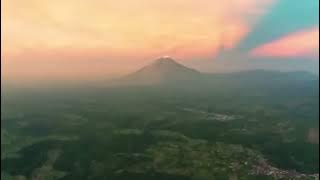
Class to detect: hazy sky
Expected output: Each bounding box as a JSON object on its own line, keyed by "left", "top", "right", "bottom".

{"left": 1, "top": 0, "right": 319, "bottom": 84}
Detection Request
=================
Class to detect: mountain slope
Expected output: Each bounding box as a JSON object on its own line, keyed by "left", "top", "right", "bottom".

{"left": 120, "top": 57, "right": 202, "bottom": 85}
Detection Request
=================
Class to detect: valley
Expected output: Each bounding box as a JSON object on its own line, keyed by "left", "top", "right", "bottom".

{"left": 1, "top": 58, "right": 319, "bottom": 180}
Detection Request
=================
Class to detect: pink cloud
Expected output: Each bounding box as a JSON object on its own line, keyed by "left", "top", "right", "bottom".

{"left": 250, "top": 27, "right": 319, "bottom": 58}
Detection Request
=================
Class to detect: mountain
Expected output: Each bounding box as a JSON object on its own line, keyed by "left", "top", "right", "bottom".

{"left": 111, "top": 57, "right": 318, "bottom": 88}
{"left": 119, "top": 57, "right": 202, "bottom": 85}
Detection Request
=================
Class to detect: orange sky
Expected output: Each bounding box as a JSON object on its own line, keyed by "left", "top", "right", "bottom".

{"left": 3, "top": 0, "right": 318, "bottom": 85}
{"left": 1, "top": 0, "right": 277, "bottom": 84}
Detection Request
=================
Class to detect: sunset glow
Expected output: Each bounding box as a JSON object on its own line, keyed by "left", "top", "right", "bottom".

{"left": 1, "top": 0, "right": 319, "bottom": 84}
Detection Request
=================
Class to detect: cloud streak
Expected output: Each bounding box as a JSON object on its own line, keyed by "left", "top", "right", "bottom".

{"left": 236, "top": 0, "right": 319, "bottom": 52}
{"left": 250, "top": 27, "right": 319, "bottom": 58}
